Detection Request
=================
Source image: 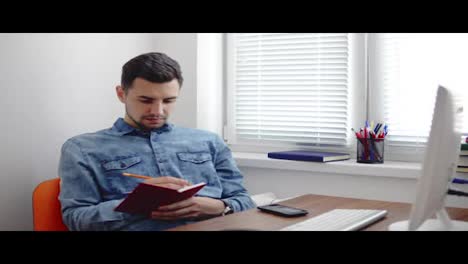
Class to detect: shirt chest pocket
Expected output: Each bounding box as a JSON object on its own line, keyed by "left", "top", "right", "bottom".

{"left": 177, "top": 152, "right": 212, "bottom": 164}
{"left": 101, "top": 156, "right": 145, "bottom": 195}
{"left": 176, "top": 152, "right": 218, "bottom": 185}
{"left": 102, "top": 156, "right": 142, "bottom": 171}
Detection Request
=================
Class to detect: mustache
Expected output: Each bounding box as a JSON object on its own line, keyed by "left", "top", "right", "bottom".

{"left": 143, "top": 115, "right": 166, "bottom": 119}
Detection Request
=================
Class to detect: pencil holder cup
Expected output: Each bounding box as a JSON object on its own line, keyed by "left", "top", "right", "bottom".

{"left": 356, "top": 138, "right": 384, "bottom": 163}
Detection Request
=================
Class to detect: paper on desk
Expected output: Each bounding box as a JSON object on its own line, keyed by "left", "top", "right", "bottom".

{"left": 251, "top": 192, "right": 303, "bottom": 206}
{"left": 251, "top": 192, "right": 277, "bottom": 206}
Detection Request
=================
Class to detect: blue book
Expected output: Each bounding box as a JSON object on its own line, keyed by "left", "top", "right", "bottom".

{"left": 267, "top": 150, "right": 350, "bottom": 162}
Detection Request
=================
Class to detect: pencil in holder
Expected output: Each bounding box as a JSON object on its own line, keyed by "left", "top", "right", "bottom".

{"left": 356, "top": 138, "right": 384, "bottom": 163}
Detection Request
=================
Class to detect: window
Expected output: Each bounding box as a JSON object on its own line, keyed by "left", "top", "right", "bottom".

{"left": 226, "top": 33, "right": 353, "bottom": 151}
{"left": 226, "top": 33, "right": 468, "bottom": 160}
{"left": 368, "top": 33, "right": 468, "bottom": 160}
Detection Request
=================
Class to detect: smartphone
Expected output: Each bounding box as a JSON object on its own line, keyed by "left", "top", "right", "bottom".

{"left": 257, "top": 204, "right": 308, "bottom": 217}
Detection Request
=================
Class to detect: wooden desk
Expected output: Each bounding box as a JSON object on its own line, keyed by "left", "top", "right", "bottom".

{"left": 167, "top": 194, "right": 468, "bottom": 231}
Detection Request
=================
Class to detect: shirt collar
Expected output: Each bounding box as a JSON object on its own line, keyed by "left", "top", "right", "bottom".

{"left": 109, "top": 117, "right": 173, "bottom": 136}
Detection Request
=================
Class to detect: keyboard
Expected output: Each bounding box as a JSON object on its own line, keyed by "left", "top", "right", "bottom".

{"left": 280, "top": 209, "right": 388, "bottom": 231}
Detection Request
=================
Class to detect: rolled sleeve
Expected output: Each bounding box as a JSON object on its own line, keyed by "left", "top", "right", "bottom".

{"left": 213, "top": 136, "right": 256, "bottom": 212}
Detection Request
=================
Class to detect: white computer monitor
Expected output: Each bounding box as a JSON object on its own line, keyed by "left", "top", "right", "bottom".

{"left": 388, "top": 85, "right": 468, "bottom": 231}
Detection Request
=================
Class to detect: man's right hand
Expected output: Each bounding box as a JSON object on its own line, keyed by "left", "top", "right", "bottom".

{"left": 143, "top": 176, "right": 190, "bottom": 190}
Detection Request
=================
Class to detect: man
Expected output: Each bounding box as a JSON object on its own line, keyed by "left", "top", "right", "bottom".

{"left": 58, "top": 52, "right": 255, "bottom": 231}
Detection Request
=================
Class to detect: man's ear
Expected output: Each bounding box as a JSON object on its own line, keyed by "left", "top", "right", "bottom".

{"left": 116, "top": 85, "right": 126, "bottom": 103}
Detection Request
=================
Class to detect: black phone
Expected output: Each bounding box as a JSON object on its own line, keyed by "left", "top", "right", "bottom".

{"left": 257, "top": 204, "right": 308, "bottom": 217}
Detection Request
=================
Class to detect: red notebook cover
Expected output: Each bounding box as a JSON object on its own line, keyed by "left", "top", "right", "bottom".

{"left": 114, "top": 182, "right": 206, "bottom": 216}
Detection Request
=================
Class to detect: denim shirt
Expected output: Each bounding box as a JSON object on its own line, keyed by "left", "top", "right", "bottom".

{"left": 58, "top": 118, "right": 255, "bottom": 231}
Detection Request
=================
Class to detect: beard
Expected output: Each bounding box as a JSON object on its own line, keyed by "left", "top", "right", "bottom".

{"left": 125, "top": 107, "right": 167, "bottom": 131}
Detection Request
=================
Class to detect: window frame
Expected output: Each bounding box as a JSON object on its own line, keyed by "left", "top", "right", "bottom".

{"left": 224, "top": 33, "right": 367, "bottom": 156}
{"left": 366, "top": 33, "right": 448, "bottom": 162}
{"left": 223, "top": 33, "right": 435, "bottom": 162}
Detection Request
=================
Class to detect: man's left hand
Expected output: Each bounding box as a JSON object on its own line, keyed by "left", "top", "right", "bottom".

{"left": 150, "top": 197, "right": 225, "bottom": 221}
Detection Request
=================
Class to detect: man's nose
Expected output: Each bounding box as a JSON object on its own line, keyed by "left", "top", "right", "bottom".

{"left": 151, "top": 102, "right": 164, "bottom": 115}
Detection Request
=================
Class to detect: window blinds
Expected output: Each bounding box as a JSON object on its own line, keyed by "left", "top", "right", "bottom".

{"left": 230, "top": 33, "right": 350, "bottom": 146}
{"left": 373, "top": 33, "right": 468, "bottom": 147}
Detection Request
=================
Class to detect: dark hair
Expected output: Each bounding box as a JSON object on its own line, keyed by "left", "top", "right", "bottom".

{"left": 121, "top": 52, "right": 183, "bottom": 92}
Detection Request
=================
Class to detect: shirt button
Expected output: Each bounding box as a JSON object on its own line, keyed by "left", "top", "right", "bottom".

{"left": 120, "top": 163, "right": 126, "bottom": 168}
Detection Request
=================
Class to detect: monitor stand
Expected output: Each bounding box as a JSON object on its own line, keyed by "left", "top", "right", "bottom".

{"left": 388, "top": 209, "right": 468, "bottom": 231}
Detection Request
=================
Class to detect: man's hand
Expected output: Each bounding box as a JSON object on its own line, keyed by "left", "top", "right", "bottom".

{"left": 144, "top": 176, "right": 190, "bottom": 190}
{"left": 150, "top": 197, "right": 226, "bottom": 221}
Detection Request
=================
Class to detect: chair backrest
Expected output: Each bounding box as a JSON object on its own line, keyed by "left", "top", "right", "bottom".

{"left": 32, "top": 178, "right": 68, "bottom": 231}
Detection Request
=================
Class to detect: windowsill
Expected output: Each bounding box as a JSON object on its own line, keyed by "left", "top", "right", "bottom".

{"left": 233, "top": 152, "right": 421, "bottom": 179}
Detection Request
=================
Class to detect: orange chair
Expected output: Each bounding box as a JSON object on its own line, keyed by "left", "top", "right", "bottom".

{"left": 32, "top": 178, "right": 68, "bottom": 231}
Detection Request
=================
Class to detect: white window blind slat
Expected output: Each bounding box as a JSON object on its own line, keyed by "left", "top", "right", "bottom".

{"left": 236, "top": 58, "right": 348, "bottom": 66}
{"left": 236, "top": 85, "right": 347, "bottom": 90}
{"left": 236, "top": 80, "right": 348, "bottom": 85}
{"left": 236, "top": 113, "right": 347, "bottom": 119}
{"left": 229, "top": 33, "right": 350, "bottom": 146}
{"left": 236, "top": 91, "right": 347, "bottom": 96}
{"left": 236, "top": 70, "right": 348, "bottom": 75}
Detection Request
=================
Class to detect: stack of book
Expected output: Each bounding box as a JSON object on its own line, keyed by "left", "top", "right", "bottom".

{"left": 267, "top": 150, "right": 350, "bottom": 163}
{"left": 456, "top": 143, "right": 468, "bottom": 175}
{"left": 449, "top": 143, "right": 468, "bottom": 195}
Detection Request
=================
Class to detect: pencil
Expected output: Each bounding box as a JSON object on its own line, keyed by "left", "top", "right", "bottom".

{"left": 122, "top": 172, "right": 152, "bottom": 180}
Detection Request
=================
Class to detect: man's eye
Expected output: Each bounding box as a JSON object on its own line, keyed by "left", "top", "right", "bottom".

{"left": 164, "top": 99, "right": 176, "bottom": 104}
{"left": 140, "top": 100, "right": 152, "bottom": 104}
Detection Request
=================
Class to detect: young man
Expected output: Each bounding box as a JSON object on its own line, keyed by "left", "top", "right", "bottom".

{"left": 58, "top": 52, "right": 255, "bottom": 231}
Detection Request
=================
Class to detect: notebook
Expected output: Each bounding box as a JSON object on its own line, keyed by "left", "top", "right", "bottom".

{"left": 114, "top": 182, "right": 206, "bottom": 216}
{"left": 267, "top": 150, "right": 350, "bottom": 162}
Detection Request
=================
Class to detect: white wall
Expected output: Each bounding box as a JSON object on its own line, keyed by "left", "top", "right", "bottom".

{"left": 196, "top": 34, "right": 223, "bottom": 135}
{"left": 240, "top": 166, "right": 468, "bottom": 209}
{"left": 0, "top": 33, "right": 199, "bottom": 230}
